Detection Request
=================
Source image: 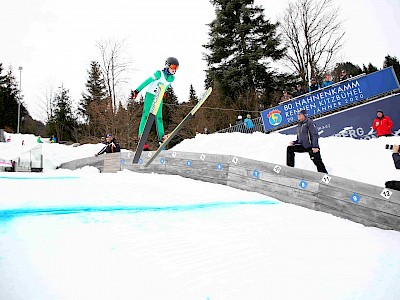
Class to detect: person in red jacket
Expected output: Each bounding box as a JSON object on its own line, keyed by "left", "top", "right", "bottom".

{"left": 372, "top": 110, "right": 393, "bottom": 137}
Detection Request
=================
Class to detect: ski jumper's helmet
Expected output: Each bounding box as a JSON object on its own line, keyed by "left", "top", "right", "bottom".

{"left": 165, "top": 57, "right": 179, "bottom": 69}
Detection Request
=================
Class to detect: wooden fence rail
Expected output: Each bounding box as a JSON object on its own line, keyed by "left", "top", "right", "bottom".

{"left": 59, "top": 150, "right": 400, "bottom": 231}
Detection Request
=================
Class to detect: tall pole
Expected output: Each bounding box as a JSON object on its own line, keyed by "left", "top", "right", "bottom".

{"left": 17, "top": 66, "right": 22, "bottom": 134}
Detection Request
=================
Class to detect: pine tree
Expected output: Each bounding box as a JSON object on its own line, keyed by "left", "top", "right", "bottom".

{"left": 383, "top": 55, "right": 400, "bottom": 81}
{"left": 362, "top": 63, "right": 378, "bottom": 74}
{"left": 204, "top": 0, "right": 284, "bottom": 105}
{"left": 188, "top": 84, "right": 198, "bottom": 104}
{"left": 80, "top": 61, "right": 108, "bottom": 138}
{"left": 48, "top": 86, "right": 77, "bottom": 142}
{"left": 163, "top": 87, "right": 180, "bottom": 129}
{"left": 0, "top": 65, "right": 25, "bottom": 132}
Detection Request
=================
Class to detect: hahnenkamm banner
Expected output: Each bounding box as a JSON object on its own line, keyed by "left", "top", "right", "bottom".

{"left": 279, "top": 93, "right": 400, "bottom": 139}
{"left": 260, "top": 67, "right": 400, "bottom": 132}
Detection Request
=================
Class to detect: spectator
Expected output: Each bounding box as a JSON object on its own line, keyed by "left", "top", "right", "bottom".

{"left": 244, "top": 114, "right": 255, "bottom": 133}
{"left": 372, "top": 109, "right": 393, "bottom": 137}
{"left": 204, "top": 127, "right": 210, "bottom": 134}
{"left": 339, "top": 70, "right": 348, "bottom": 82}
{"left": 281, "top": 90, "right": 293, "bottom": 102}
{"left": 385, "top": 145, "right": 400, "bottom": 191}
{"left": 322, "top": 74, "right": 334, "bottom": 88}
{"left": 131, "top": 57, "right": 179, "bottom": 142}
{"left": 293, "top": 84, "right": 306, "bottom": 98}
{"left": 308, "top": 78, "right": 320, "bottom": 92}
{"left": 50, "top": 135, "right": 57, "bottom": 143}
{"left": 143, "top": 142, "right": 149, "bottom": 151}
{"left": 95, "top": 133, "right": 121, "bottom": 156}
{"left": 37, "top": 136, "right": 43, "bottom": 143}
{"left": 287, "top": 109, "right": 328, "bottom": 173}
{"left": 236, "top": 115, "right": 243, "bottom": 125}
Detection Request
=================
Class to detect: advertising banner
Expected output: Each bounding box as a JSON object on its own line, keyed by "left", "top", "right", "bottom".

{"left": 279, "top": 94, "right": 400, "bottom": 139}
{"left": 260, "top": 67, "right": 400, "bottom": 132}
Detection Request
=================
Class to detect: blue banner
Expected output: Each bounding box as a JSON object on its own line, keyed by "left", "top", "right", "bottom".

{"left": 261, "top": 67, "right": 400, "bottom": 132}
{"left": 279, "top": 93, "right": 400, "bottom": 139}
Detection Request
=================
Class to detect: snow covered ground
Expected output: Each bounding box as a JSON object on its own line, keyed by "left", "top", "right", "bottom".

{"left": 0, "top": 132, "right": 400, "bottom": 299}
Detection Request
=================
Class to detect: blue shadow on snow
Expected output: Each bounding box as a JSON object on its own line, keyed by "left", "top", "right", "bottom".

{"left": 0, "top": 200, "right": 280, "bottom": 221}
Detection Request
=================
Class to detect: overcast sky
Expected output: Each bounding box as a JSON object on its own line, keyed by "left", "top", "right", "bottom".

{"left": 1, "top": 0, "right": 399, "bottom": 122}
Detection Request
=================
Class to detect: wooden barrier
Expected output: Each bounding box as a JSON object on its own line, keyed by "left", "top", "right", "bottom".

{"left": 59, "top": 150, "right": 400, "bottom": 231}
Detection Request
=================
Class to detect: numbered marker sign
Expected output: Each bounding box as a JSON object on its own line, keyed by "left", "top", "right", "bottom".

{"left": 321, "top": 174, "right": 331, "bottom": 184}
{"left": 253, "top": 170, "right": 260, "bottom": 179}
{"left": 380, "top": 189, "right": 392, "bottom": 200}
{"left": 172, "top": 152, "right": 177, "bottom": 158}
{"left": 232, "top": 156, "right": 238, "bottom": 164}
{"left": 200, "top": 154, "right": 206, "bottom": 161}
{"left": 160, "top": 158, "right": 165, "bottom": 164}
{"left": 120, "top": 158, "right": 125, "bottom": 165}
{"left": 147, "top": 151, "right": 153, "bottom": 157}
{"left": 350, "top": 193, "right": 361, "bottom": 204}
{"left": 217, "top": 163, "right": 223, "bottom": 171}
{"left": 138, "top": 158, "right": 143, "bottom": 165}
{"left": 186, "top": 160, "right": 192, "bottom": 167}
{"left": 299, "top": 180, "right": 308, "bottom": 189}
{"left": 273, "top": 165, "right": 281, "bottom": 174}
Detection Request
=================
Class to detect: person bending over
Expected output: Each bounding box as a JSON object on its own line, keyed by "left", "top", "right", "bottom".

{"left": 286, "top": 109, "right": 328, "bottom": 173}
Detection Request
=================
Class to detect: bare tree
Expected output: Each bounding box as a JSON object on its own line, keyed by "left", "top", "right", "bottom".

{"left": 280, "top": 0, "right": 345, "bottom": 84}
{"left": 37, "top": 85, "right": 55, "bottom": 123}
{"left": 96, "top": 38, "right": 131, "bottom": 132}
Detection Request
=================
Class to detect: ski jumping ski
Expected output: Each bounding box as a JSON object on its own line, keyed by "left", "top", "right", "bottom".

{"left": 132, "top": 83, "right": 166, "bottom": 164}
{"left": 143, "top": 86, "right": 213, "bottom": 168}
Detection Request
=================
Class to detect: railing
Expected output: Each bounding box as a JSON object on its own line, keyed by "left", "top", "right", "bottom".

{"left": 216, "top": 117, "right": 265, "bottom": 134}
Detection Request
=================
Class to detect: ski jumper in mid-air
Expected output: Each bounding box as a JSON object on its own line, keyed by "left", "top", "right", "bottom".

{"left": 131, "top": 57, "right": 179, "bottom": 142}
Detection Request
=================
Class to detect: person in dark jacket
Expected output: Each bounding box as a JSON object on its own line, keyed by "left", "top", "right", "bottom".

{"left": 385, "top": 145, "right": 400, "bottom": 191}
{"left": 308, "top": 78, "right": 320, "bottom": 92}
{"left": 286, "top": 109, "right": 328, "bottom": 173}
{"left": 236, "top": 115, "right": 243, "bottom": 125}
{"left": 339, "top": 70, "right": 348, "bottom": 82}
{"left": 95, "top": 133, "right": 121, "bottom": 156}
{"left": 293, "top": 84, "right": 306, "bottom": 98}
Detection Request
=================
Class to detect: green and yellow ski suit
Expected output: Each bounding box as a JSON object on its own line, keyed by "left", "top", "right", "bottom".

{"left": 135, "top": 69, "right": 175, "bottom": 141}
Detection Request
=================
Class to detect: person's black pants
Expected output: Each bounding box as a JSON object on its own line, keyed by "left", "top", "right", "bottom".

{"left": 287, "top": 144, "right": 328, "bottom": 173}
{"left": 385, "top": 181, "right": 400, "bottom": 191}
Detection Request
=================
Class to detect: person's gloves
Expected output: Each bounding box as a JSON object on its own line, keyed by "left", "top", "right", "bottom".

{"left": 131, "top": 89, "right": 139, "bottom": 99}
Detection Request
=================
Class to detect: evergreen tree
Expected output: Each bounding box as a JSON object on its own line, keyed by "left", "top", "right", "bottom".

{"left": 0, "top": 65, "right": 26, "bottom": 132}
{"left": 383, "top": 54, "right": 400, "bottom": 81}
{"left": 79, "top": 61, "right": 108, "bottom": 138}
{"left": 204, "top": 0, "right": 284, "bottom": 105}
{"left": 163, "top": 87, "right": 180, "bottom": 129}
{"left": 362, "top": 63, "right": 378, "bottom": 74}
{"left": 188, "top": 84, "right": 198, "bottom": 104}
{"left": 48, "top": 86, "right": 77, "bottom": 142}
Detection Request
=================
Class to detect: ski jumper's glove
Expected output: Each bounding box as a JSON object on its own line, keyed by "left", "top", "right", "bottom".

{"left": 131, "top": 90, "right": 139, "bottom": 99}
